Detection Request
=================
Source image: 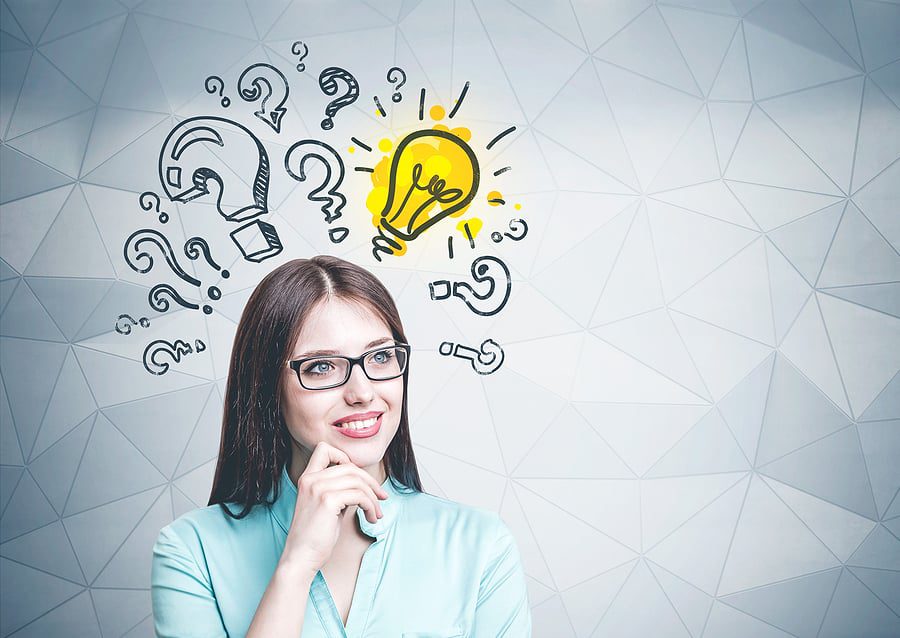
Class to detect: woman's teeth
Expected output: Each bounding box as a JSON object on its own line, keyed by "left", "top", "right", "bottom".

{"left": 339, "top": 416, "right": 378, "bottom": 430}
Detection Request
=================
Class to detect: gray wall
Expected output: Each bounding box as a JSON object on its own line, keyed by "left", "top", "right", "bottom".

{"left": 1, "top": 0, "right": 899, "bottom": 636}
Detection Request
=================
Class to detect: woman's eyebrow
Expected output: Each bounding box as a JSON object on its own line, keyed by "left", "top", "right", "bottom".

{"left": 293, "top": 337, "right": 394, "bottom": 359}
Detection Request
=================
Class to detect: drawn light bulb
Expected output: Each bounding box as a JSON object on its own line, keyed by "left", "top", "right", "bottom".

{"left": 368, "top": 128, "right": 480, "bottom": 259}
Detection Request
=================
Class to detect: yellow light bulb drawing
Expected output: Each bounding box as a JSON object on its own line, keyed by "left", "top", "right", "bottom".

{"left": 368, "top": 127, "right": 480, "bottom": 260}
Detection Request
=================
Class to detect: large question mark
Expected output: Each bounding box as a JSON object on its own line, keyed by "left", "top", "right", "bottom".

{"left": 204, "top": 76, "right": 230, "bottom": 108}
{"left": 291, "top": 41, "right": 309, "bottom": 72}
{"left": 387, "top": 67, "right": 406, "bottom": 102}
{"left": 139, "top": 191, "right": 169, "bottom": 223}
{"left": 284, "top": 140, "right": 350, "bottom": 243}
{"left": 439, "top": 338, "right": 505, "bottom": 375}
{"left": 143, "top": 338, "right": 206, "bottom": 376}
{"left": 237, "top": 63, "right": 290, "bottom": 133}
{"left": 158, "top": 116, "right": 282, "bottom": 263}
{"left": 319, "top": 67, "right": 359, "bottom": 130}
{"left": 123, "top": 229, "right": 215, "bottom": 314}
{"left": 429, "top": 256, "right": 511, "bottom": 316}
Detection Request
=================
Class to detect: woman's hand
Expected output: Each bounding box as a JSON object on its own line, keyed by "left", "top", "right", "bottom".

{"left": 279, "top": 441, "right": 389, "bottom": 576}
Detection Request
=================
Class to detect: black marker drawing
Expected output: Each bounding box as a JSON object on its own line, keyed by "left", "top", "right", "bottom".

{"left": 115, "top": 314, "right": 150, "bottom": 335}
{"left": 491, "top": 218, "right": 528, "bottom": 243}
{"left": 371, "top": 128, "right": 480, "bottom": 261}
{"left": 373, "top": 95, "right": 387, "bottom": 118}
{"left": 372, "top": 227, "right": 404, "bottom": 262}
{"left": 149, "top": 282, "right": 203, "bottom": 313}
{"left": 418, "top": 88, "right": 425, "bottom": 121}
{"left": 158, "top": 116, "right": 282, "bottom": 263}
{"left": 493, "top": 166, "right": 512, "bottom": 176}
{"left": 184, "top": 236, "right": 230, "bottom": 280}
{"left": 238, "top": 63, "right": 289, "bottom": 133}
{"left": 204, "top": 75, "right": 230, "bottom": 108}
{"left": 319, "top": 67, "right": 359, "bottom": 130}
{"left": 123, "top": 229, "right": 217, "bottom": 314}
{"left": 284, "top": 140, "right": 349, "bottom": 243}
{"left": 143, "top": 338, "right": 206, "bottom": 376}
{"left": 291, "top": 41, "right": 309, "bottom": 72}
{"left": 139, "top": 191, "right": 169, "bottom": 223}
{"left": 463, "top": 222, "right": 475, "bottom": 248}
{"left": 438, "top": 338, "right": 505, "bottom": 375}
{"left": 351, "top": 136, "right": 372, "bottom": 152}
{"left": 387, "top": 67, "right": 406, "bottom": 102}
{"left": 486, "top": 125, "right": 516, "bottom": 150}
{"left": 448, "top": 81, "right": 469, "bottom": 119}
{"left": 429, "top": 255, "right": 511, "bottom": 316}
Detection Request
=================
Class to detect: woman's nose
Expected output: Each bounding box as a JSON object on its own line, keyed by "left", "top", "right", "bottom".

{"left": 344, "top": 361, "right": 375, "bottom": 402}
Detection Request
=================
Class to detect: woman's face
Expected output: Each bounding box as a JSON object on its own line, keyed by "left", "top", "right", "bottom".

{"left": 280, "top": 296, "right": 404, "bottom": 482}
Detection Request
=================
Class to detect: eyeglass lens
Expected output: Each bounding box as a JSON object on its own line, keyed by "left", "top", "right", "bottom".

{"left": 298, "top": 346, "right": 407, "bottom": 389}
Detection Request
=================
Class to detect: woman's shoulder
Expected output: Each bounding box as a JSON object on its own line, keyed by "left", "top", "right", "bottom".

{"left": 155, "top": 500, "right": 270, "bottom": 551}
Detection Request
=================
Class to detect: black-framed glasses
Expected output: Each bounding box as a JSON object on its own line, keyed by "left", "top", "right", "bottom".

{"left": 287, "top": 343, "right": 411, "bottom": 390}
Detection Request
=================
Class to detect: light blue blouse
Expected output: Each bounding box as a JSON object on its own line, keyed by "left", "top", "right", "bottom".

{"left": 151, "top": 463, "right": 532, "bottom": 637}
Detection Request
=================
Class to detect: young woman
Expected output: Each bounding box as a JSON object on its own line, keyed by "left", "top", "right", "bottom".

{"left": 151, "top": 255, "right": 532, "bottom": 637}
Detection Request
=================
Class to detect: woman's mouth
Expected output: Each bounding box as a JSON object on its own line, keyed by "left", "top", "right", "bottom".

{"left": 332, "top": 413, "right": 382, "bottom": 438}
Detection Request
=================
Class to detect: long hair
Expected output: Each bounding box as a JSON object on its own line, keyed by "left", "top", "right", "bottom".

{"left": 208, "top": 256, "right": 424, "bottom": 519}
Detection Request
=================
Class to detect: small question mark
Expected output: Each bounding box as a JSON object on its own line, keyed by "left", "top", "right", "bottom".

{"left": 387, "top": 67, "right": 406, "bottom": 102}
{"left": 237, "top": 63, "right": 289, "bottom": 133}
{"left": 284, "top": 140, "right": 350, "bottom": 243}
{"left": 491, "top": 218, "right": 528, "bottom": 243}
{"left": 139, "top": 191, "right": 169, "bottom": 223}
{"left": 204, "top": 76, "right": 230, "bottom": 108}
{"left": 319, "top": 67, "right": 359, "bottom": 130}
{"left": 439, "top": 338, "right": 505, "bottom": 375}
{"left": 123, "top": 229, "right": 215, "bottom": 314}
{"left": 429, "top": 256, "right": 511, "bottom": 316}
{"left": 115, "top": 314, "right": 150, "bottom": 335}
{"left": 143, "top": 338, "right": 206, "bottom": 376}
{"left": 184, "top": 236, "right": 230, "bottom": 302}
{"left": 291, "top": 41, "right": 309, "bottom": 72}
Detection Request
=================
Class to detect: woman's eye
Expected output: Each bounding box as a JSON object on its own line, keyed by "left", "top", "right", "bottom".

{"left": 304, "top": 361, "right": 333, "bottom": 375}
{"left": 371, "top": 349, "right": 394, "bottom": 364}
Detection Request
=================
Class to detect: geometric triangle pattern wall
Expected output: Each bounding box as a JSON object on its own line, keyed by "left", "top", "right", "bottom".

{"left": 1, "top": 0, "right": 898, "bottom": 635}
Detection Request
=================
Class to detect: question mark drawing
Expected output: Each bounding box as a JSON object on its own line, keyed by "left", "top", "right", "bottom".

{"left": 284, "top": 140, "right": 350, "bottom": 243}
{"left": 429, "top": 256, "right": 511, "bottom": 316}
{"left": 115, "top": 314, "right": 150, "bottom": 335}
{"left": 158, "top": 116, "right": 283, "bottom": 263}
{"left": 123, "top": 229, "right": 215, "bottom": 314}
{"left": 387, "top": 67, "right": 406, "bottom": 102}
{"left": 143, "top": 338, "right": 206, "bottom": 376}
{"left": 291, "top": 41, "right": 309, "bottom": 72}
{"left": 439, "top": 338, "right": 505, "bottom": 375}
{"left": 184, "top": 236, "right": 229, "bottom": 303}
{"left": 491, "top": 218, "right": 528, "bottom": 243}
{"left": 319, "top": 67, "right": 359, "bottom": 130}
{"left": 237, "top": 63, "right": 290, "bottom": 133}
{"left": 139, "top": 191, "right": 169, "bottom": 223}
{"left": 204, "top": 75, "right": 230, "bottom": 108}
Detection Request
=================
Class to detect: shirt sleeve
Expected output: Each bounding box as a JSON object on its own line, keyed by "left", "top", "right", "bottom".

{"left": 151, "top": 524, "right": 228, "bottom": 638}
{"left": 471, "top": 516, "right": 532, "bottom": 637}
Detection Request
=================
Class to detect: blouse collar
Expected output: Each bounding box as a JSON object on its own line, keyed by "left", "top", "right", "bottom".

{"left": 270, "top": 462, "right": 406, "bottom": 540}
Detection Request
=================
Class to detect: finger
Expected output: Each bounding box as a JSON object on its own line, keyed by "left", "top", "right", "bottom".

{"left": 304, "top": 441, "right": 351, "bottom": 475}
{"left": 318, "top": 475, "right": 385, "bottom": 516}
{"left": 323, "top": 463, "right": 389, "bottom": 499}
{"left": 328, "top": 489, "right": 382, "bottom": 523}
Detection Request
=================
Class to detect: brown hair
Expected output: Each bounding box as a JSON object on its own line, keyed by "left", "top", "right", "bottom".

{"left": 208, "top": 255, "right": 423, "bottom": 519}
